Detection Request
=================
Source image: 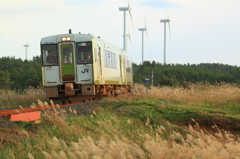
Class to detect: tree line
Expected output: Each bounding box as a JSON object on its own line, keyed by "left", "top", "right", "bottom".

{"left": 133, "top": 61, "right": 240, "bottom": 87}
{"left": 0, "top": 56, "right": 42, "bottom": 90}
{"left": 0, "top": 56, "right": 240, "bottom": 90}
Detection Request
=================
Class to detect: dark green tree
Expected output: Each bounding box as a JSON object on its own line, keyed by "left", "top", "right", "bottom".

{"left": 0, "top": 70, "right": 15, "bottom": 90}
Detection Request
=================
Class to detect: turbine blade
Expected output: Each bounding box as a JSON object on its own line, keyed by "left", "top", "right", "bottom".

{"left": 146, "top": 29, "right": 149, "bottom": 39}
{"left": 166, "top": 10, "right": 171, "bottom": 45}
{"left": 24, "top": 33, "right": 29, "bottom": 45}
{"left": 128, "top": 24, "right": 132, "bottom": 47}
{"left": 128, "top": 35, "right": 132, "bottom": 47}
{"left": 143, "top": 8, "right": 148, "bottom": 39}
{"left": 144, "top": 8, "right": 147, "bottom": 29}
{"left": 168, "top": 21, "right": 171, "bottom": 46}
{"left": 166, "top": 9, "right": 171, "bottom": 20}
{"left": 128, "top": 10, "right": 134, "bottom": 30}
{"left": 127, "top": 0, "right": 134, "bottom": 30}
{"left": 168, "top": 22, "right": 171, "bottom": 37}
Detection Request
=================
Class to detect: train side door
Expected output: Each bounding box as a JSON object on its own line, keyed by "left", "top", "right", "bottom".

{"left": 121, "top": 54, "right": 126, "bottom": 84}
{"left": 119, "top": 55, "right": 122, "bottom": 84}
{"left": 97, "top": 47, "right": 102, "bottom": 83}
{"left": 60, "top": 43, "right": 75, "bottom": 82}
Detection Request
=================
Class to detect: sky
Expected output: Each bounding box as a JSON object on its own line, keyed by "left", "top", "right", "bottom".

{"left": 1, "top": 0, "right": 240, "bottom": 66}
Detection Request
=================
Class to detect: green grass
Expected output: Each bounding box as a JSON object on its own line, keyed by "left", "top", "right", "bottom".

{"left": 104, "top": 98, "right": 206, "bottom": 123}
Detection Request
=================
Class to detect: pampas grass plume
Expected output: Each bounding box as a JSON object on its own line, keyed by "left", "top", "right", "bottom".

{"left": 59, "top": 151, "right": 68, "bottom": 159}
{"left": 189, "top": 124, "right": 194, "bottom": 132}
{"left": 73, "top": 110, "right": 77, "bottom": 115}
{"left": 27, "top": 153, "right": 34, "bottom": 159}
{"left": 49, "top": 137, "right": 61, "bottom": 149}
{"left": 50, "top": 100, "right": 54, "bottom": 106}
{"left": 51, "top": 151, "right": 62, "bottom": 159}
{"left": 127, "top": 119, "right": 132, "bottom": 125}
{"left": 71, "top": 142, "right": 79, "bottom": 151}
{"left": 103, "top": 154, "right": 114, "bottom": 159}
{"left": 56, "top": 104, "right": 60, "bottom": 109}
{"left": 145, "top": 117, "right": 150, "bottom": 126}
{"left": 81, "top": 150, "right": 89, "bottom": 158}
{"left": 93, "top": 155, "right": 102, "bottom": 159}
{"left": 67, "top": 152, "right": 78, "bottom": 159}
{"left": 15, "top": 109, "right": 21, "bottom": 113}
{"left": 74, "top": 151, "right": 83, "bottom": 158}
{"left": 38, "top": 100, "right": 44, "bottom": 107}
{"left": 42, "top": 151, "right": 54, "bottom": 159}
{"left": 8, "top": 151, "right": 15, "bottom": 159}
{"left": 60, "top": 140, "right": 69, "bottom": 151}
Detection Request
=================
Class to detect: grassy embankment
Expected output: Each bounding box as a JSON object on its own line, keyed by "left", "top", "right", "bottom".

{"left": 1, "top": 83, "right": 240, "bottom": 158}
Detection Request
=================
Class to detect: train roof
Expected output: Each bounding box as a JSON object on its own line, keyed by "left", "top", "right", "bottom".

{"left": 40, "top": 33, "right": 94, "bottom": 44}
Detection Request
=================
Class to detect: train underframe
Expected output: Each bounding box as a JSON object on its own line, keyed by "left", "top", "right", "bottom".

{"left": 45, "top": 83, "right": 131, "bottom": 103}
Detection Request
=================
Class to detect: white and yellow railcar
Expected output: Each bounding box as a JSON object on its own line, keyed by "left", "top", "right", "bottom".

{"left": 41, "top": 30, "right": 133, "bottom": 102}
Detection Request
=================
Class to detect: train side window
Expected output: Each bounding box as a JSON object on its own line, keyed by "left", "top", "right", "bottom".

{"left": 77, "top": 45, "right": 93, "bottom": 64}
{"left": 41, "top": 44, "right": 58, "bottom": 66}
{"left": 104, "top": 49, "right": 117, "bottom": 69}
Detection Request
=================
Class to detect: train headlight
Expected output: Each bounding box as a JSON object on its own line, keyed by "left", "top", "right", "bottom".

{"left": 61, "top": 37, "right": 71, "bottom": 41}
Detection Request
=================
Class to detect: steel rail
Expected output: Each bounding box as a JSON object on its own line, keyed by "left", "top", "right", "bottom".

{"left": 0, "top": 98, "right": 100, "bottom": 117}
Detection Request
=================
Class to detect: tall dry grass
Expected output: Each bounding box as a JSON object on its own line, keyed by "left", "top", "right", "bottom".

{"left": 25, "top": 116, "right": 240, "bottom": 159}
{"left": 0, "top": 87, "right": 47, "bottom": 109}
{"left": 132, "top": 83, "right": 240, "bottom": 104}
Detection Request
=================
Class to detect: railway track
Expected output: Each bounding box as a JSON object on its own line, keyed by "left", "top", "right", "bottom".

{"left": 0, "top": 98, "right": 101, "bottom": 122}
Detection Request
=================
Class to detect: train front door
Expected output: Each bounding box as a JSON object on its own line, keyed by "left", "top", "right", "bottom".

{"left": 60, "top": 44, "right": 75, "bottom": 82}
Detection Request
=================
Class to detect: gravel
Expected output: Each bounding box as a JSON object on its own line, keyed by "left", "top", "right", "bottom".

{"left": 53, "top": 100, "right": 103, "bottom": 116}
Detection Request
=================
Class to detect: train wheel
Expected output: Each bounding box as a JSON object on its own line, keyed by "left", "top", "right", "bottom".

{"left": 62, "top": 101, "right": 66, "bottom": 104}
{"left": 68, "top": 100, "right": 72, "bottom": 104}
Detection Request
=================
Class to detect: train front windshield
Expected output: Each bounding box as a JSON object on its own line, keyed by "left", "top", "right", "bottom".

{"left": 41, "top": 44, "right": 58, "bottom": 66}
{"left": 77, "top": 42, "right": 92, "bottom": 64}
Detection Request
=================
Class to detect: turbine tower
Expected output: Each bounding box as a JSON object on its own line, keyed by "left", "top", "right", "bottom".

{"left": 23, "top": 44, "right": 29, "bottom": 60}
{"left": 119, "top": 1, "right": 132, "bottom": 52}
{"left": 139, "top": 10, "right": 148, "bottom": 63}
{"left": 23, "top": 34, "right": 30, "bottom": 60}
{"left": 160, "top": 19, "right": 170, "bottom": 65}
{"left": 138, "top": 28, "right": 147, "bottom": 63}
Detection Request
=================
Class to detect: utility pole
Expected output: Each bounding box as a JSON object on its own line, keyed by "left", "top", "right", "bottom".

{"left": 151, "top": 70, "right": 153, "bottom": 87}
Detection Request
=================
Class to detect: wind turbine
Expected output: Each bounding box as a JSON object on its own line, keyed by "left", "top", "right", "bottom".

{"left": 23, "top": 35, "right": 30, "bottom": 60}
{"left": 160, "top": 17, "right": 170, "bottom": 65}
{"left": 23, "top": 44, "right": 29, "bottom": 60}
{"left": 139, "top": 28, "right": 147, "bottom": 63}
{"left": 139, "top": 10, "right": 148, "bottom": 63}
{"left": 118, "top": 0, "right": 133, "bottom": 52}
